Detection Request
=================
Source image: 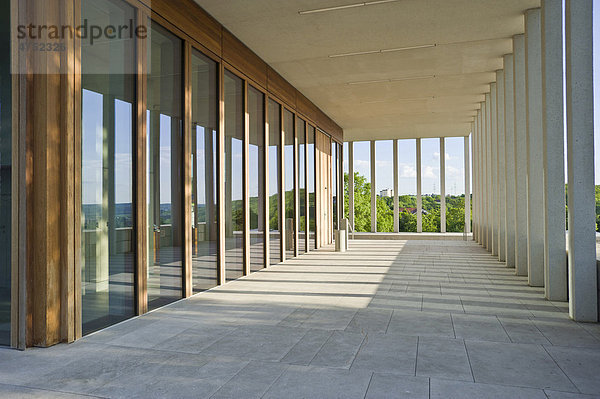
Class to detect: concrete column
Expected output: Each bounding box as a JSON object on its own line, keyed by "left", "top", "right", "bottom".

{"left": 472, "top": 120, "right": 478, "bottom": 241}
{"left": 485, "top": 94, "right": 492, "bottom": 252}
{"left": 504, "top": 54, "right": 517, "bottom": 268}
{"left": 490, "top": 83, "right": 498, "bottom": 256}
{"left": 440, "top": 137, "right": 446, "bottom": 233}
{"left": 348, "top": 142, "right": 354, "bottom": 232}
{"left": 477, "top": 109, "right": 484, "bottom": 245}
{"left": 513, "top": 34, "right": 529, "bottom": 276}
{"left": 370, "top": 140, "right": 376, "bottom": 232}
{"left": 541, "top": 0, "right": 567, "bottom": 301}
{"left": 393, "top": 140, "right": 399, "bottom": 233}
{"left": 465, "top": 135, "right": 471, "bottom": 234}
{"left": 565, "top": 0, "right": 597, "bottom": 322}
{"left": 496, "top": 70, "right": 507, "bottom": 262}
{"left": 416, "top": 138, "right": 422, "bottom": 233}
{"left": 525, "top": 8, "right": 545, "bottom": 287}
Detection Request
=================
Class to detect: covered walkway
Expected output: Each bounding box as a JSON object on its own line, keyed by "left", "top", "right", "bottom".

{"left": 1, "top": 240, "right": 599, "bottom": 398}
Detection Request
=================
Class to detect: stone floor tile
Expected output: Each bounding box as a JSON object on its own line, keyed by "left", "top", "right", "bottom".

{"left": 452, "top": 314, "right": 510, "bottom": 342}
{"left": 416, "top": 336, "right": 473, "bottom": 381}
{"left": 310, "top": 330, "right": 365, "bottom": 368}
{"left": 262, "top": 366, "right": 372, "bottom": 399}
{"left": 364, "top": 373, "right": 429, "bottom": 399}
{"left": 545, "top": 345, "right": 600, "bottom": 394}
{"left": 430, "top": 378, "right": 547, "bottom": 399}
{"left": 466, "top": 340, "right": 576, "bottom": 391}
{"left": 351, "top": 333, "right": 417, "bottom": 375}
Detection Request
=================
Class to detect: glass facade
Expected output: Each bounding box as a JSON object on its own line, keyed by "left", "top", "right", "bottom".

{"left": 283, "top": 109, "right": 295, "bottom": 258}
{"left": 298, "top": 118, "right": 306, "bottom": 253}
{"left": 0, "top": 0, "right": 10, "bottom": 345}
{"left": 375, "top": 140, "right": 393, "bottom": 232}
{"left": 191, "top": 50, "right": 218, "bottom": 292}
{"left": 224, "top": 71, "right": 244, "bottom": 280}
{"left": 66, "top": 0, "right": 339, "bottom": 338}
{"left": 332, "top": 141, "right": 338, "bottom": 234}
{"left": 248, "top": 86, "right": 265, "bottom": 272}
{"left": 444, "top": 137, "right": 466, "bottom": 232}
{"left": 308, "top": 126, "right": 316, "bottom": 250}
{"left": 80, "top": 0, "right": 136, "bottom": 334}
{"left": 398, "top": 139, "right": 417, "bottom": 232}
{"left": 421, "top": 138, "right": 440, "bottom": 232}
{"left": 147, "top": 21, "right": 184, "bottom": 310}
{"left": 353, "top": 141, "right": 371, "bottom": 232}
{"left": 268, "top": 100, "right": 282, "bottom": 265}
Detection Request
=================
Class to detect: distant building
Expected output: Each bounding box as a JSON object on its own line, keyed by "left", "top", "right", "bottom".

{"left": 379, "top": 188, "right": 393, "bottom": 197}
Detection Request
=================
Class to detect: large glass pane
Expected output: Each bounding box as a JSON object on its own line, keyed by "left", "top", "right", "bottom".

{"left": 343, "top": 142, "right": 349, "bottom": 221}
{"left": 268, "top": 100, "right": 281, "bottom": 264}
{"left": 375, "top": 140, "right": 393, "bottom": 232}
{"left": 284, "top": 109, "right": 295, "bottom": 258}
{"left": 191, "top": 50, "right": 218, "bottom": 292}
{"left": 80, "top": 0, "right": 136, "bottom": 335}
{"left": 0, "top": 0, "right": 11, "bottom": 345}
{"left": 353, "top": 141, "right": 371, "bottom": 232}
{"left": 332, "top": 142, "right": 338, "bottom": 236}
{"left": 147, "top": 21, "right": 183, "bottom": 310}
{"left": 421, "top": 138, "right": 440, "bottom": 232}
{"left": 224, "top": 71, "right": 244, "bottom": 280}
{"left": 445, "top": 137, "right": 466, "bottom": 232}
{"left": 298, "top": 118, "right": 306, "bottom": 253}
{"left": 308, "top": 126, "right": 316, "bottom": 250}
{"left": 249, "top": 86, "right": 265, "bottom": 272}
{"left": 398, "top": 139, "right": 417, "bottom": 232}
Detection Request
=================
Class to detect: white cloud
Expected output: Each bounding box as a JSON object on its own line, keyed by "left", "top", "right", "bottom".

{"left": 424, "top": 165, "right": 437, "bottom": 179}
{"left": 433, "top": 152, "right": 452, "bottom": 161}
{"left": 399, "top": 164, "right": 416, "bottom": 178}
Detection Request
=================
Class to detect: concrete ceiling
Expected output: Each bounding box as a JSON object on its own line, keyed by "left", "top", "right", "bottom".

{"left": 194, "top": 0, "right": 540, "bottom": 141}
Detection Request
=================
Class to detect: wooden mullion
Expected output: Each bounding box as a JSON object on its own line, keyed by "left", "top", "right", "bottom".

{"left": 135, "top": 6, "right": 148, "bottom": 315}
{"left": 243, "top": 80, "right": 250, "bottom": 276}
{"left": 183, "top": 41, "right": 192, "bottom": 296}
{"left": 217, "top": 62, "right": 226, "bottom": 285}
{"left": 263, "top": 95, "right": 270, "bottom": 267}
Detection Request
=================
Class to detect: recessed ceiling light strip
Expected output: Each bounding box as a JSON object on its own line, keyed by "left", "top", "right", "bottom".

{"left": 299, "top": 0, "right": 401, "bottom": 15}
{"left": 329, "top": 43, "right": 435, "bottom": 58}
{"left": 347, "top": 75, "right": 435, "bottom": 85}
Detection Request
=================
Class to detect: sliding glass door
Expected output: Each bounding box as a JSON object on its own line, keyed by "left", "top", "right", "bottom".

{"left": 191, "top": 50, "right": 218, "bottom": 292}
{"left": 147, "top": 21, "right": 184, "bottom": 310}
{"left": 80, "top": 0, "right": 136, "bottom": 334}
{"left": 248, "top": 86, "right": 265, "bottom": 272}
{"left": 224, "top": 71, "right": 244, "bottom": 281}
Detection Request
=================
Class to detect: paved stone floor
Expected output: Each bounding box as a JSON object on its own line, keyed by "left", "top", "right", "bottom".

{"left": 1, "top": 240, "right": 600, "bottom": 399}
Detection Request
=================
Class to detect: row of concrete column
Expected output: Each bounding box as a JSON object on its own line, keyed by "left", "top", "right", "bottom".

{"left": 472, "top": 0, "right": 597, "bottom": 322}
{"left": 347, "top": 136, "right": 472, "bottom": 235}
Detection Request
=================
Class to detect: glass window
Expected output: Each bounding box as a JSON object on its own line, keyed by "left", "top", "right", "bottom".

{"left": 191, "top": 50, "right": 218, "bottom": 292}
{"left": 268, "top": 100, "right": 281, "bottom": 264}
{"left": 375, "top": 140, "right": 394, "bottom": 232}
{"left": 445, "top": 137, "right": 466, "bottom": 232}
{"left": 421, "top": 138, "right": 440, "bottom": 232}
{"left": 224, "top": 71, "right": 244, "bottom": 280}
{"left": 298, "top": 118, "right": 306, "bottom": 253}
{"left": 0, "top": 0, "right": 10, "bottom": 345}
{"left": 283, "top": 110, "right": 295, "bottom": 259}
{"left": 332, "top": 142, "right": 338, "bottom": 235}
{"left": 398, "top": 139, "right": 417, "bottom": 232}
{"left": 353, "top": 141, "right": 371, "bottom": 232}
{"left": 248, "top": 86, "right": 265, "bottom": 272}
{"left": 308, "top": 126, "right": 316, "bottom": 250}
{"left": 80, "top": 0, "right": 136, "bottom": 335}
{"left": 343, "top": 142, "right": 349, "bottom": 221}
{"left": 147, "top": 21, "right": 183, "bottom": 310}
